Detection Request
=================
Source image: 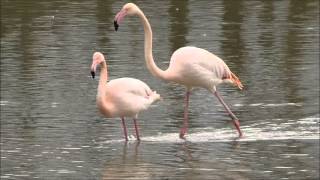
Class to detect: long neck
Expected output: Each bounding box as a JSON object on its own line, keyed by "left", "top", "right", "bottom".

{"left": 137, "top": 9, "right": 168, "bottom": 81}
{"left": 96, "top": 61, "right": 113, "bottom": 116}
{"left": 97, "top": 61, "right": 108, "bottom": 97}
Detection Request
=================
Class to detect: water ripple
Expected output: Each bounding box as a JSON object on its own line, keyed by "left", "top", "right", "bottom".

{"left": 99, "top": 115, "right": 319, "bottom": 144}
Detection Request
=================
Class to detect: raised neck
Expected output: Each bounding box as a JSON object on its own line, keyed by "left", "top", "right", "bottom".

{"left": 136, "top": 9, "right": 169, "bottom": 81}
{"left": 97, "top": 61, "right": 108, "bottom": 97}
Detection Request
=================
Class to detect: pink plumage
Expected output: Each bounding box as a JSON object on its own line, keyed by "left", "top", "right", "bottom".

{"left": 114, "top": 3, "right": 243, "bottom": 138}
{"left": 90, "top": 52, "right": 160, "bottom": 141}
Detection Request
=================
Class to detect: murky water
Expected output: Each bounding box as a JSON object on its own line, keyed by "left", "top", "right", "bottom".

{"left": 1, "top": 0, "right": 319, "bottom": 179}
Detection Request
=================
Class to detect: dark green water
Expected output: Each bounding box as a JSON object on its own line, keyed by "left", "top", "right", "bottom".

{"left": 1, "top": 0, "right": 319, "bottom": 179}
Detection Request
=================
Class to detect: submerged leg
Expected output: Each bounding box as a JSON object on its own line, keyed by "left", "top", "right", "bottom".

{"left": 213, "top": 91, "right": 243, "bottom": 137}
{"left": 121, "top": 117, "right": 128, "bottom": 141}
{"left": 180, "top": 90, "right": 191, "bottom": 139}
{"left": 133, "top": 118, "right": 140, "bottom": 141}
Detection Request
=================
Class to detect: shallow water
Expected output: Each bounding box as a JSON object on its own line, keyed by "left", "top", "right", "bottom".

{"left": 1, "top": 0, "right": 319, "bottom": 179}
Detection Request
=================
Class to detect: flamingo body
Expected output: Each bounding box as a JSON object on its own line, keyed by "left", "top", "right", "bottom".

{"left": 167, "top": 46, "right": 234, "bottom": 91}
{"left": 91, "top": 52, "right": 160, "bottom": 141}
{"left": 99, "top": 77, "right": 159, "bottom": 118}
{"left": 114, "top": 3, "right": 243, "bottom": 138}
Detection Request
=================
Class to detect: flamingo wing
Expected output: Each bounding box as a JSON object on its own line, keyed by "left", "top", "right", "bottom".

{"left": 105, "top": 78, "right": 159, "bottom": 117}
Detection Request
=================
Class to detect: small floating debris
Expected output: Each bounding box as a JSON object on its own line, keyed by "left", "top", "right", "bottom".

{"left": 274, "top": 166, "right": 294, "bottom": 169}
{"left": 57, "top": 169, "right": 76, "bottom": 174}
{"left": 61, "top": 147, "right": 82, "bottom": 150}
{"left": 0, "top": 101, "right": 9, "bottom": 106}
{"left": 51, "top": 102, "right": 59, "bottom": 108}
{"left": 71, "top": 160, "right": 84, "bottom": 163}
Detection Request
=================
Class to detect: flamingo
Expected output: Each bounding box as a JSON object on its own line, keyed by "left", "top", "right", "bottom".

{"left": 90, "top": 52, "right": 161, "bottom": 141}
{"left": 114, "top": 3, "right": 244, "bottom": 139}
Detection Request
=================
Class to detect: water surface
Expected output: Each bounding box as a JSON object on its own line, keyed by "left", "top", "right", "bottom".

{"left": 1, "top": 0, "right": 319, "bottom": 179}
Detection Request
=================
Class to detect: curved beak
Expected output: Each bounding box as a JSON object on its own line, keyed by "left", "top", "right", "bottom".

{"left": 90, "top": 63, "right": 97, "bottom": 79}
{"left": 114, "top": 20, "right": 119, "bottom": 31}
{"left": 91, "top": 71, "right": 95, "bottom": 79}
{"left": 114, "top": 9, "right": 127, "bottom": 31}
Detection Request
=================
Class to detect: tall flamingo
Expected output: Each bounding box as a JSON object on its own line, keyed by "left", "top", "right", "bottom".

{"left": 114, "top": 3, "right": 243, "bottom": 139}
{"left": 90, "top": 52, "right": 160, "bottom": 141}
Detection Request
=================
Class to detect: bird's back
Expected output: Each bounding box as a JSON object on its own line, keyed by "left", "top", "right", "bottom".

{"left": 103, "top": 78, "right": 159, "bottom": 117}
{"left": 106, "top": 78, "right": 151, "bottom": 97}
{"left": 167, "top": 46, "right": 232, "bottom": 89}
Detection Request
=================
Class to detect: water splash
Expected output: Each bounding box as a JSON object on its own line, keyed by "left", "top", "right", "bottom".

{"left": 98, "top": 115, "right": 319, "bottom": 144}
{"left": 234, "top": 102, "right": 303, "bottom": 107}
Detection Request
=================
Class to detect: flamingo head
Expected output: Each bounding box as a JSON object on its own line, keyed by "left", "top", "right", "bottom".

{"left": 114, "top": 3, "right": 139, "bottom": 31}
{"left": 90, "top": 52, "right": 105, "bottom": 79}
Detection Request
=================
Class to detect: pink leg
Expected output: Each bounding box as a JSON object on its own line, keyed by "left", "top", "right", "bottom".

{"left": 133, "top": 118, "right": 140, "bottom": 141}
{"left": 180, "top": 90, "right": 190, "bottom": 139}
{"left": 213, "top": 91, "right": 243, "bottom": 137}
{"left": 121, "top": 117, "right": 128, "bottom": 141}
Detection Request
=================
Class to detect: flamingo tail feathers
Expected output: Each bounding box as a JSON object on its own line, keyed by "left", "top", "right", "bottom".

{"left": 149, "top": 91, "right": 161, "bottom": 102}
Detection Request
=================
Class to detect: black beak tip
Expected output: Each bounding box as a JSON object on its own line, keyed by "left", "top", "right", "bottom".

{"left": 114, "top": 20, "right": 119, "bottom": 31}
{"left": 91, "top": 71, "right": 95, "bottom": 79}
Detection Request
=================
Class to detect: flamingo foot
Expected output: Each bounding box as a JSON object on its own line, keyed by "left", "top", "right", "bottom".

{"left": 179, "top": 128, "right": 187, "bottom": 139}
{"left": 233, "top": 119, "right": 243, "bottom": 138}
{"left": 136, "top": 136, "right": 141, "bottom": 141}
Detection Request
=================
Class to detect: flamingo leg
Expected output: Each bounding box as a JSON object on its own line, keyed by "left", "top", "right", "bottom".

{"left": 133, "top": 118, "right": 140, "bottom": 141}
{"left": 213, "top": 91, "right": 243, "bottom": 137}
{"left": 121, "top": 117, "right": 129, "bottom": 141}
{"left": 180, "top": 90, "right": 191, "bottom": 139}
